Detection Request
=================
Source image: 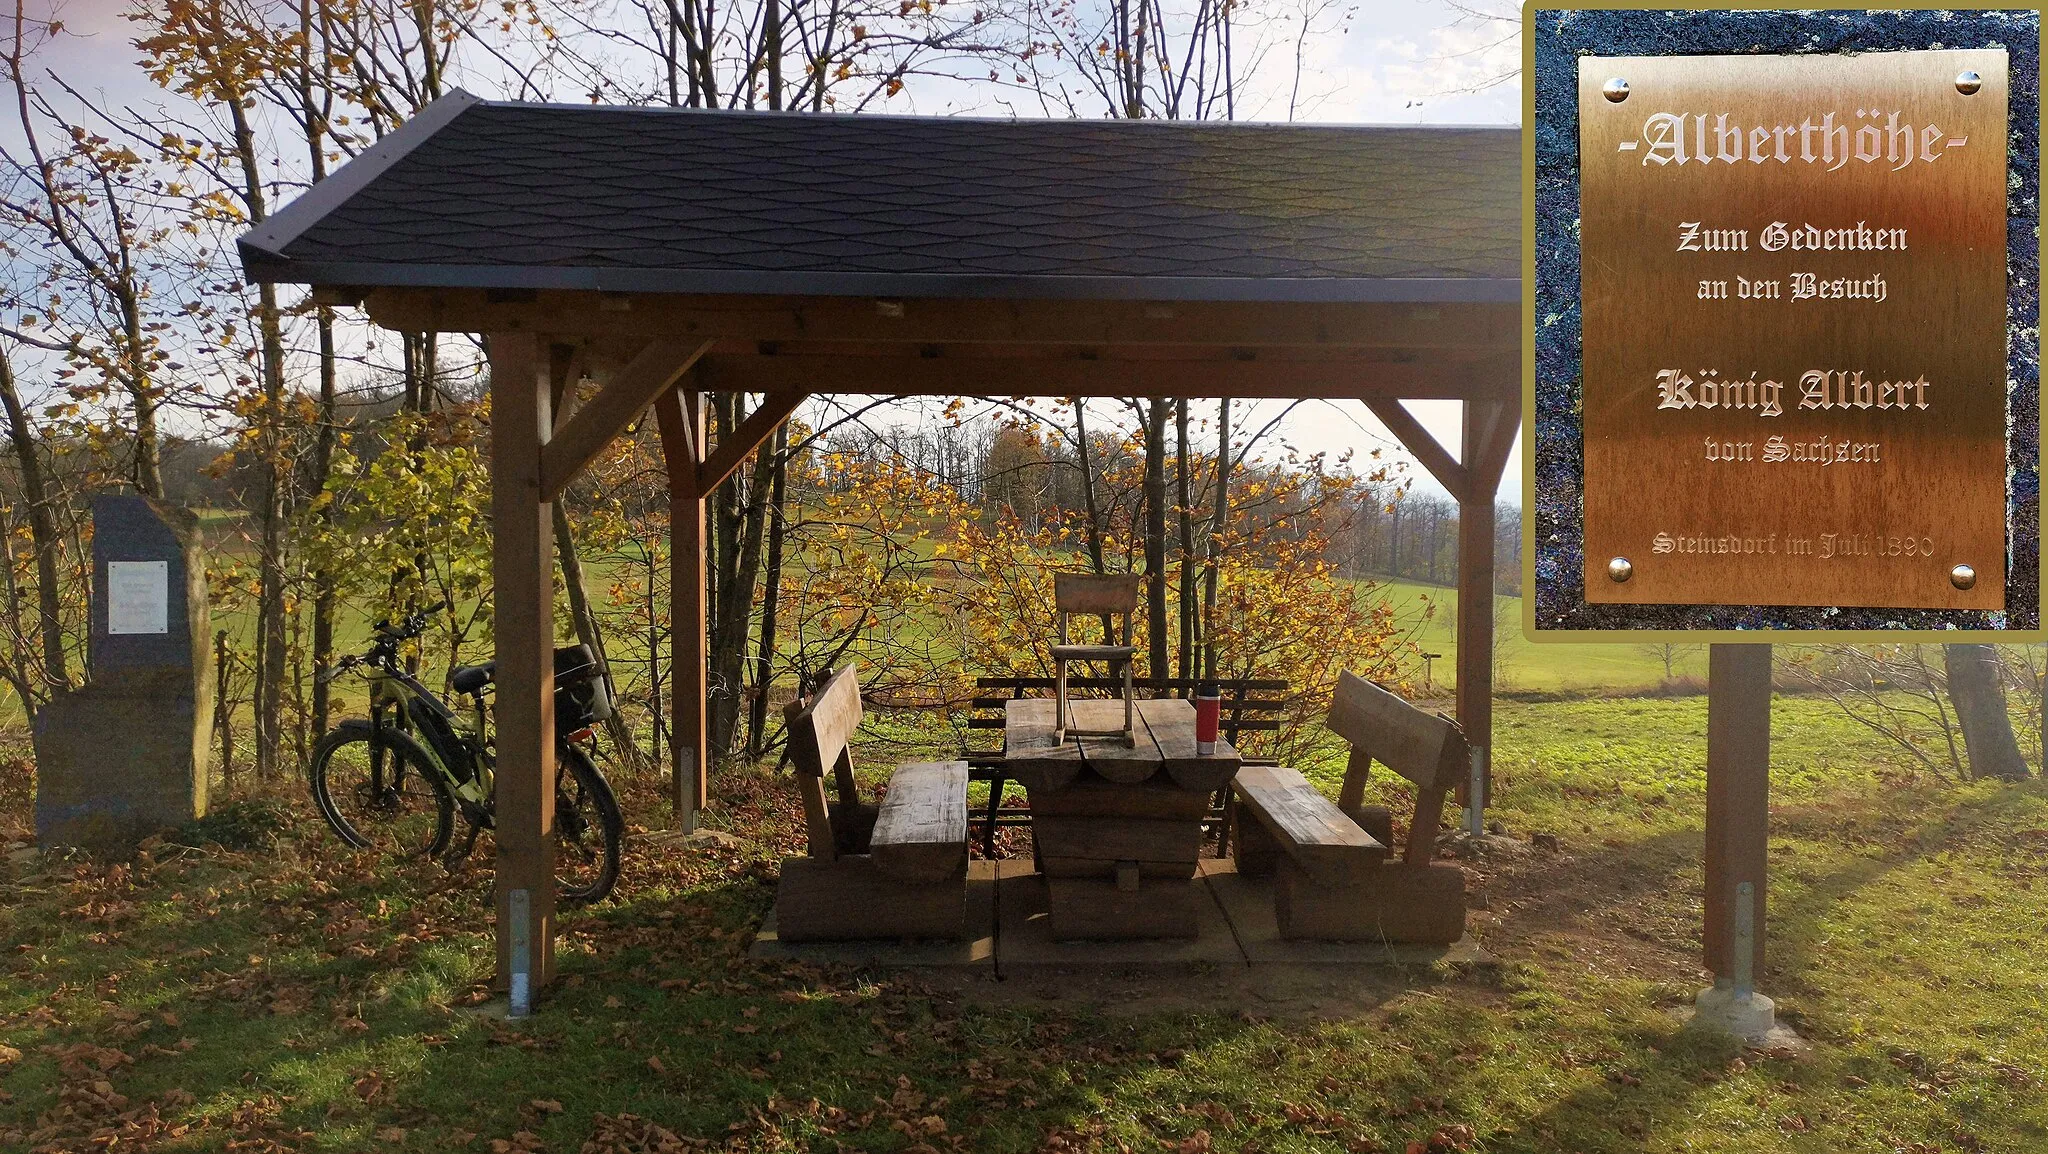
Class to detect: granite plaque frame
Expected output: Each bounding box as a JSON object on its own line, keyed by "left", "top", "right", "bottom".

{"left": 1529, "top": 8, "right": 2041, "bottom": 633}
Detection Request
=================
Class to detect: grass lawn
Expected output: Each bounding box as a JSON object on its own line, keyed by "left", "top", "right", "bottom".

{"left": 2, "top": 694, "right": 2044, "bottom": 1153}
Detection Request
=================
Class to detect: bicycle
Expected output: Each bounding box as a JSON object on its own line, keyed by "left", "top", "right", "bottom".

{"left": 309, "top": 603, "right": 624, "bottom": 904}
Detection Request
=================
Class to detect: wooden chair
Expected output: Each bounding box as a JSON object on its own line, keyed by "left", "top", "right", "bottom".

{"left": 1050, "top": 572, "right": 1141, "bottom": 746}
{"left": 1230, "top": 670, "right": 1466, "bottom": 943}
{"left": 773, "top": 666, "right": 971, "bottom": 942}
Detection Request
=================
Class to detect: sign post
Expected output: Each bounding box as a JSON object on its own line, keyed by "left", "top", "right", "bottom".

{"left": 1694, "top": 643, "right": 1778, "bottom": 1042}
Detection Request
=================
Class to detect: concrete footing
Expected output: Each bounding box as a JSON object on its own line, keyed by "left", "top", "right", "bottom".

{"left": 1691, "top": 982, "right": 1777, "bottom": 1043}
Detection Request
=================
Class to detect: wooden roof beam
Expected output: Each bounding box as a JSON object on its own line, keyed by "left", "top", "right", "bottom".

{"left": 692, "top": 351, "right": 1516, "bottom": 401}
{"left": 359, "top": 288, "right": 1520, "bottom": 352}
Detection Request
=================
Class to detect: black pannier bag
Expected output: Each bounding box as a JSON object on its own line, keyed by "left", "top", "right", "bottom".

{"left": 553, "top": 643, "right": 614, "bottom": 732}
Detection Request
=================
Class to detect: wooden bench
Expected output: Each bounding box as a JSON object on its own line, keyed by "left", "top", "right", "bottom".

{"left": 965, "top": 675, "right": 1287, "bottom": 854}
{"left": 1230, "top": 671, "right": 1466, "bottom": 943}
{"left": 774, "top": 666, "right": 970, "bottom": 942}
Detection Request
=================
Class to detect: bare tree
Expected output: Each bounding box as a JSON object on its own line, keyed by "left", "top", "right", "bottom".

{"left": 1786, "top": 646, "right": 1962, "bottom": 777}
{"left": 1944, "top": 644, "right": 2031, "bottom": 780}
{"left": 1637, "top": 642, "right": 1700, "bottom": 683}
{"left": 0, "top": 337, "right": 73, "bottom": 709}
{"left": 2, "top": 5, "right": 170, "bottom": 498}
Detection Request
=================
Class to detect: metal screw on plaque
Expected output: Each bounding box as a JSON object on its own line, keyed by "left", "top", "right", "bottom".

{"left": 1602, "top": 77, "right": 1629, "bottom": 103}
{"left": 1956, "top": 70, "right": 1983, "bottom": 96}
{"left": 1950, "top": 563, "right": 1978, "bottom": 591}
{"left": 1607, "top": 556, "right": 1634, "bottom": 583}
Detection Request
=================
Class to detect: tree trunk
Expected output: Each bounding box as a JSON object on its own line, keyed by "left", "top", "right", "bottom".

{"left": 708, "top": 396, "right": 739, "bottom": 749}
{"left": 1175, "top": 399, "right": 1196, "bottom": 682}
{"left": 0, "top": 344, "right": 70, "bottom": 698}
{"left": 747, "top": 426, "right": 789, "bottom": 757}
{"left": 215, "top": 83, "right": 289, "bottom": 778}
{"left": 289, "top": 602, "right": 308, "bottom": 770}
{"left": 311, "top": 306, "right": 337, "bottom": 737}
{"left": 1388, "top": 501, "right": 1402, "bottom": 578}
{"left": 398, "top": 332, "right": 438, "bottom": 683}
{"left": 123, "top": 289, "right": 164, "bottom": 499}
{"left": 1943, "top": 644, "right": 2030, "bottom": 780}
{"left": 1143, "top": 398, "right": 1169, "bottom": 677}
{"left": 215, "top": 629, "right": 234, "bottom": 792}
{"left": 301, "top": 24, "right": 339, "bottom": 739}
{"left": 0, "top": 502, "right": 41, "bottom": 717}
{"left": 1074, "top": 400, "right": 1107, "bottom": 573}
{"left": 554, "top": 502, "right": 642, "bottom": 769}
{"left": 710, "top": 397, "right": 775, "bottom": 755}
{"left": 1201, "top": 398, "right": 1231, "bottom": 681}
{"left": 647, "top": 534, "right": 664, "bottom": 768}
{"left": 251, "top": 281, "right": 290, "bottom": 780}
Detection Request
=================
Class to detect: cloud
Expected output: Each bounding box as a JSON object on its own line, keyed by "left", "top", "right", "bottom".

{"left": 1291, "top": 1, "right": 1521, "bottom": 125}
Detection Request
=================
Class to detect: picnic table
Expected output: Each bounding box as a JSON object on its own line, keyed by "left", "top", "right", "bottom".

{"left": 1004, "top": 697, "right": 1240, "bottom": 939}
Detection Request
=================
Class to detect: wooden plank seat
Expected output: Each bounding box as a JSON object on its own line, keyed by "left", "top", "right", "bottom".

{"left": 1230, "top": 670, "right": 1467, "bottom": 944}
{"left": 774, "top": 666, "right": 970, "bottom": 942}
{"left": 871, "top": 761, "right": 970, "bottom": 882}
{"left": 1230, "top": 764, "right": 1387, "bottom": 884}
{"left": 963, "top": 674, "right": 1289, "bottom": 855}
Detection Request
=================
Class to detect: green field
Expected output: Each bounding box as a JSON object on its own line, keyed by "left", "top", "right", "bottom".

{"left": 182, "top": 499, "right": 1697, "bottom": 715}
{"left": 1371, "top": 579, "right": 1704, "bottom": 696}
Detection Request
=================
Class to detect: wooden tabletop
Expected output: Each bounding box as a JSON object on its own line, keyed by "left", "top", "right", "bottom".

{"left": 1003, "top": 697, "right": 1240, "bottom": 794}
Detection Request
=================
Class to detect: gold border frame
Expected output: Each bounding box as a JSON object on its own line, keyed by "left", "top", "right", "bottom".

{"left": 1520, "top": 2, "right": 2048, "bottom": 642}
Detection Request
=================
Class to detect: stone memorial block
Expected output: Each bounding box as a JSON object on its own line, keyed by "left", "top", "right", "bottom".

{"left": 33, "top": 495, "right": 213, "bottom": 851}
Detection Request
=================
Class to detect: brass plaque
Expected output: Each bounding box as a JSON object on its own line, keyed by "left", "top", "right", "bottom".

{"left": 1579, "top": 50, "right": 2008, "bottom": 610}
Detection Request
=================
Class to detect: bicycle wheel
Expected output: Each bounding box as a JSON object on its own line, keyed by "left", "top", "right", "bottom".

{"left": 553, "top": 744, "right": 623, "bottom": 904}
{"left": 310, "top": 720, "right": 456, "bottom": 858}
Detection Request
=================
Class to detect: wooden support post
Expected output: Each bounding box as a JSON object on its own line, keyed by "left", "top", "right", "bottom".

{"left": 654, "top": 386, "right": 709, "bottom": 830}
{"left": 1454, "top": 395, "right": 1514, "bottom": 821}
{"left": 1703, "top": 643, "right": 1770, "bottom": 987}
{"left": 488, "top": 331, "right": 557, "bottom": 1006}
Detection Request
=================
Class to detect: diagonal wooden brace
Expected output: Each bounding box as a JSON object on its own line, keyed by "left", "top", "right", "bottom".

{"left": 539, "top": 339, "right": 711, "bottom": 501}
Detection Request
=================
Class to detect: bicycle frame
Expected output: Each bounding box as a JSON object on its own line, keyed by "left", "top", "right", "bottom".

{"left": 362, "top": 667, "right": 496, "bottom": 814}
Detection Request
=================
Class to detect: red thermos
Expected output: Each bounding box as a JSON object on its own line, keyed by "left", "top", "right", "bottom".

{"left": 1195, "top": 681, "right": 1221, "bottom": 755}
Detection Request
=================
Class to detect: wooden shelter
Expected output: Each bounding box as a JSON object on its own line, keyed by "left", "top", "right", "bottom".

{"left": 240, "top": 92, "right": 1521, "bottom": 998}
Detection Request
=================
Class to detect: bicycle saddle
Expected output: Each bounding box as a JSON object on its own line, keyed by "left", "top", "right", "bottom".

{"left": 451, "top": 662, "right": 496, "bottom": 694}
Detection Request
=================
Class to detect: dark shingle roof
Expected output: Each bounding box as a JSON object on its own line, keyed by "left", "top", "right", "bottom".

{"left": 240, "top": 91, "right": 1519, "bottom": 303}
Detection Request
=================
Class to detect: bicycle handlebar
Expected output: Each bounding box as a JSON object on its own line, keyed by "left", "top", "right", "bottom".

{"left": 372, "top": 600, "right": 450, "bottom": 641}
{"left": 333, "top": 601, "right": 452, "bottom": 678}
{"left": 314, "top": 655, "right": 360, "bottom": 686}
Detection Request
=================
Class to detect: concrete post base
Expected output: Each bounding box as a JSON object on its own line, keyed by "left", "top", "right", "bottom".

{"left": 1691, "top": 982, "right": 1777, "bottom": 1043}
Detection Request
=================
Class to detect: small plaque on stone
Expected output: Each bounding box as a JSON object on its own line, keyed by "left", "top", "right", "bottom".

{"left": 107, "top": 561, "right": 169, "bottom": 635}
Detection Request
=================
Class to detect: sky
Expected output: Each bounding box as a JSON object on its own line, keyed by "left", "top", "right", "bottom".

{"left": 22, "top": 0, "right": 1523, "bottom": 504}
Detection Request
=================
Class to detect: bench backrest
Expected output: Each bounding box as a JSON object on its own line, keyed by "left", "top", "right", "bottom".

{"left": 785, "top": 665, "right": 863, "bottom": 858}
{"left": 789, "top": 665, "right": 861, "bottom": 779}
{"left": 1326, "top": 670, "right": 1467, "bottom": 792}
